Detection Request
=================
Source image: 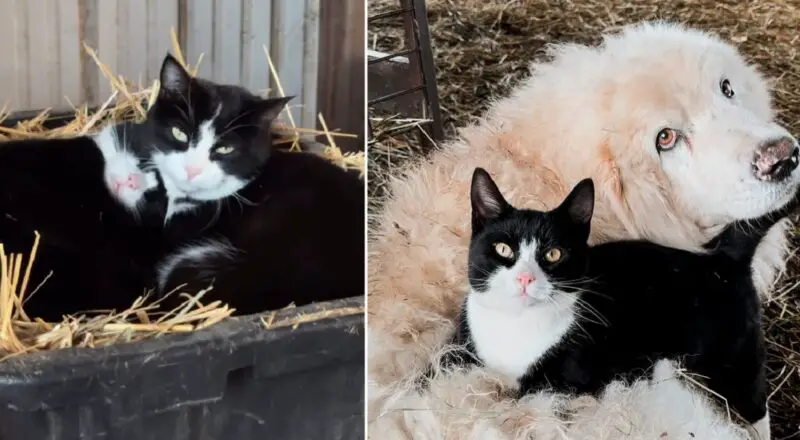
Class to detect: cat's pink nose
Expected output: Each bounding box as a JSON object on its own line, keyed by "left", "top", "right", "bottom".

{"left": 112, "top": 175, "right": 141, "bottom": 193}
{"left": 516, "top": 273, "right": 535, "bottom": 289}
{"left": 126, "top": 174, "right": 142, "bottom": 190}
{"left": 185, "top": 165, "right": 203, "bottom": 181}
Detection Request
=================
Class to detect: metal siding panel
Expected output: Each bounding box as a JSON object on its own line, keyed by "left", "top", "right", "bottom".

{"left": 11, "top": 0, "right": 30, "bottom": 109}
{"left": 0, "top": 0, "right": 322, "bottom": 119}
{"left": 185, "top": 0, "right": 214, "bottom": 78}
{"left": 272, "top": 0, "right": 306, "bottom": 125}
{"left": 94, "top": 0, "right": 118, "bottom": 100}
{"left": 80, "top": 0, "right": 100, "bottom": 105}
{"left": 240, "top": 0, "right": 271, "bottom": 94}
{"left": 57, "top": 0, "right": 82, "bottom": 108}
{"left": 119, "top": 0, "right": 147, "bottom": 85}
{"left": 212, "top": 0, "right": 242, "bottom": 84}
{"left": 0, "top": 0, "right": 18, "bottom": 109}
{"left": 302, "top": 0, "right": 320, "bottom": 128}
{"left": 147, "top": 0, "right": 179, "bottom": 80}
{"left": 25, "top": 0, "right": 58, "bottom": 109}
{"left": 179, "top": 0, "right": 321, "bottom": 130}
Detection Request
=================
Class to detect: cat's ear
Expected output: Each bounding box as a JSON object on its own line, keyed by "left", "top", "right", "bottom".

{"left": 159, "top": 53, "right": 192, "bottom": 95}
{"left": 257, "top": 96, "right": 295, "bottom": 125}
{"left": 558, "top": 178, "right": 595, "bottom": 226}
{"left": 471, "top": 168, "right": 510, "bottom": 229}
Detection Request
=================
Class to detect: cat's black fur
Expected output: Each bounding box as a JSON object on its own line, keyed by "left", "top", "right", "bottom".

{"left": 0, "top": 124, "right": 167, "bottom": 321}
{"left": 0, "top": 52, "right": 363, "bottom": 321}
{"left": 133, "top": 55, "right": 365, "bottom": 314}
{"left": 449, "top": 167, "right": 796, "bottom": 425}
{"left": 144, "top": 54, "right": 290, "bottom": 183}
{"left": 157, "top": 151, "right": 365, "bottom": 313}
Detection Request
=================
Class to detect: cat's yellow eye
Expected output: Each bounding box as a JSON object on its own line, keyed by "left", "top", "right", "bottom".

{"left": 494, "top": 242, "right": 514, "bottom": 259}
{"left": 544, "top": 248, "right": 562, "bottom": 263}
{"left": 214, "top": 145, "right": 235, "bottom": 155}
{"left": 171, "top": 126, "right": 188, "bottom": 143}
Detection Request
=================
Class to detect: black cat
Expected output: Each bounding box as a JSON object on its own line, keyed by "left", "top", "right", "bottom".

{"left": 2, "top": 53, "right": 363, "bottom": 320}
{"left": 446, "top": 167, "right": 790, "bottom": 440}
{"left": 130, "top": 54, "right": 365, "bottom": 314}
{"left": 0, "top": 122, "right": 167, "bottom": 320}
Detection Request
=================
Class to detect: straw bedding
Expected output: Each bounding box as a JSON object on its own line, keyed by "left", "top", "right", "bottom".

{"left": 0, "top": 36, "right": 364, "bottom": 360}
{"left": 368, "top": 0, "right": 800, "bottom": 437}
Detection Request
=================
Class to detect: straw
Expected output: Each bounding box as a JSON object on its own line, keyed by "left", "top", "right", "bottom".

{"left": 0, "top": 32, "right": 363, "bottom": 359}
{"left": 368, "top": 0, "right": 800, "bottom": 435}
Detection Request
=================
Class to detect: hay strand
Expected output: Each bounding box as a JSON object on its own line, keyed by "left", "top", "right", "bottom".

{"left": 0, "top": 33, "right": 362, "bottom": 360}
{"left": 262, "top": 306, "right": 365, "bottom": 330}
{"left": 368, "top": 0, "right": 800, "bottom": 435}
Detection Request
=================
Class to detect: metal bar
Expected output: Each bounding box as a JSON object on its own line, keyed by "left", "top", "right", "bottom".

{"left": 399, "top": 0, "right": 428, "bottom": 154}
{"left": 366, "top": 0, "right": 444, "bottom": 149}
{"left": 400, "top": 0, "right": 422, "bottom": 94}
{"left": 367, "top": 84, "right": 425, "bottom": 106}
{"left": 367, "top": 48, "right": 419, "bottom": 65}
{"left": 411, "top": 0, "right": 444, "bottom": 142}
{"left": 367, "top": 8, "right": 412, "bottom": 22}
{"left": 367, "top": 118, "right": 375, "bottom": 141}
{"left": 367, "top": 49, "right": 410, "bottom": 64}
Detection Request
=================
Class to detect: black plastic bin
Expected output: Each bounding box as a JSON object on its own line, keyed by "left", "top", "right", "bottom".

{"left": 0, "top": 297, "right": 365, "bottom": 440}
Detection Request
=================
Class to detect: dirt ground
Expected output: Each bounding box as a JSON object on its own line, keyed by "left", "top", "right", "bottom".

{"left": 367, "top": 0, "right": 800, "bottom": 437}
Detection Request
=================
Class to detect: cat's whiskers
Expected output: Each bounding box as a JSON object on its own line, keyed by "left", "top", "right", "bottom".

{"left": 573, "top": 297, "right": 609, "bottom": 327}
{"left": 553, "top": 276, "right": 601, "bottom": 286}
{"left": 554, "top": 279, "right": 611, "bottom": 300}
{"left": 732, "top": 218, "right": 756, "bottom": 237}
{"left": 222, "top": 196, "right": 240, "bottom": 215}
{"left": 465, "top": 277, "right": 489, "bottom": 290}
{"left": 220, "top": 108, "right": 260, "bottom": 133}
{"left": 223, "top": 193, "right": 249, "bottom": 216}
{"left": 545, "top": 292, "right": 593, "bottom": 343}
{"left": 118, "top": 124, "right": 128, "bottom": 154}
{"left": 467, "top": 263, "right": 493, "bottom": 278}
{"left": 551, "top": 280, "right": 610, "bottom": 328}
{"left": 211, "top": 201, "right": 223, "bottom": 226}
{"left": 232, "top": 192, "right": 258, "bottom": 207}
{"left": 217, "top": 123, "right": 264, "bottom": 140}
{"left": 553, "top": 294, "right": 594, "bottom": 342}
{"left": 193, "top": 200, "right": 223, "bottom": 232}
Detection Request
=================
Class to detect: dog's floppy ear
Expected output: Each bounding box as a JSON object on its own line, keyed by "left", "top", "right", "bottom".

{"left": 471, "top": 167, "right": 510, "bottom": 232}
{"left": 598, "top": 140, "right": 639, "bottom": 236}
{"left": 557, "top": 178, "right": 595, "bottom": 226}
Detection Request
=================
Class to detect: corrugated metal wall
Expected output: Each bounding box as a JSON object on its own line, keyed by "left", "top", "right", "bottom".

{"left": 0, "top": 0, "right": 321, "bottom": 128}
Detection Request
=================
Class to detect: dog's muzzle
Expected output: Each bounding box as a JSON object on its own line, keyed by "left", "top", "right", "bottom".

{"left": 752, "top": 137, "right": 800, "bottom": 182}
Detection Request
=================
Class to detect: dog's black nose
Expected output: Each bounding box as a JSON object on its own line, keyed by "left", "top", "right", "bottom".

{"left": 753, "top": 137, "right": 799, "bottom": 182}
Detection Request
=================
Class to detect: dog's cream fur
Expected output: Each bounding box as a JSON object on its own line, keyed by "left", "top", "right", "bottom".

{"left": 369, "top": 357, "right": 751, "bottom": 440}
{"left": 368, "top": 22, "right": 797, "bottom": 438}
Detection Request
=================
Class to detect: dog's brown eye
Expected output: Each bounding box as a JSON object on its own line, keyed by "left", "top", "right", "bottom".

{"left": 720, "top": 78, "right": 734, "bottom": 98}
{"left": 656, "top": 128, "right": 678, "bottom": 152}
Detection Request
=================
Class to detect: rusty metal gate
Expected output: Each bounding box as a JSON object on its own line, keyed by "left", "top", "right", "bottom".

{"left": 367, "top": 0, "right": 443, "bottom": 149}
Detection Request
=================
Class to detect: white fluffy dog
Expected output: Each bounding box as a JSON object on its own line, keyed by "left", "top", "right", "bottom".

{"left": 368, "top": 22, "right": 799, "bottom": 439}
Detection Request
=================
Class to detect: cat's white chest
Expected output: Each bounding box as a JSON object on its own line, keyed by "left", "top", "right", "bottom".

{"left": 465, "top": 294, "right": 575, "bottom": 380}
